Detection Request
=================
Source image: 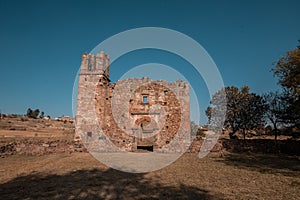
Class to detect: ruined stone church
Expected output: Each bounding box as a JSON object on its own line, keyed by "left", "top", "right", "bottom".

{"left": 75, "top": 51, "right": 190, "bottom": 152}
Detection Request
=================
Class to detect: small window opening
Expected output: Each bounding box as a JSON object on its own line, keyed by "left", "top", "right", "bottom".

{"left": 87, "top": 132, "right": 92, "bottom": 137}
{"left": 143, "top": 96, "right": 148, "bottom": 103}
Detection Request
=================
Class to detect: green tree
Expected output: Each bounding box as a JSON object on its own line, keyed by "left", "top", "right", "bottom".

{"left": 272, "top": 43, "right": 300, "bottom": 127}
{"left": 237, "top": 91, "right": 266, "bottom": 140}
{"left": 206, "top": 86, "right": 266, "bottom": 140}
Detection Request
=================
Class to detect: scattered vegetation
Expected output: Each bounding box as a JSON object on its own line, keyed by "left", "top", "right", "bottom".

{"left": 272, "top": 43, "right": 300, "bottom": 127}
{"left": 206, "top": 41, "right": 300, "bottom": 141}
{"left": 26, "top": 108, "right": 49, "bottom": 119}
{"left": 206, "top": 86, "right": 265, "bottom": 140}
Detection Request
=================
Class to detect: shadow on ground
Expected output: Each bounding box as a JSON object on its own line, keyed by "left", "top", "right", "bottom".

{"left": 0, "top": 168, "right": 222, "bottom": 200}
{"left": 219, "top": 152, "right": 300, "bottom": 177}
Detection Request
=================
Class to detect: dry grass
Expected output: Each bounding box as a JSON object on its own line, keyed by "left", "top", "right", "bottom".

{"left": 0, "top": 116, "right": 74, "bottom": 139}
{"left": 0, "top": 116, "right": 299, "bottom": 199}
{"left": 0, "top": 152, "right": 299, "bottom": 200}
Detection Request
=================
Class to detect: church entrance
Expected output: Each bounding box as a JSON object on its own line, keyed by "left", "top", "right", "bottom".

{"left": 136, "top": 121, "right": 154, "bottom": 152}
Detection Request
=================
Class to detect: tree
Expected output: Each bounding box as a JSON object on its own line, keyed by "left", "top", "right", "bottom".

{"left": 32, "top": 109, "right": 40, "bottom": 119}
{"left": 262, "top": 91, "right": 286, "bottom": 141}
{"left": 205, "top": 107, "right": 212, "bottom": 124}
{"left": 190, "top": 121, "right": 199, "bottom": 136}
{"left": 39, "top": 111, "right": 45, "bottom": 119}
{"left": 26, "top": 108, "right": 33, "bottom": 118}
{"left": 272, "top": 43, "right": 300, "bottom": 127}
{"left": 26, "top": 108, "right": 40, "bottom": 119}
{"left": 237, "top": 91, "right": 266, "bottom": 140}
{"left": 206, "top": 86, "right": 266, "bottom": 140}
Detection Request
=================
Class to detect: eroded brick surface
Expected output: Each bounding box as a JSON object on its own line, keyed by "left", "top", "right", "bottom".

{"left": 76, "top": 52, "right": 190, "bottom": 152}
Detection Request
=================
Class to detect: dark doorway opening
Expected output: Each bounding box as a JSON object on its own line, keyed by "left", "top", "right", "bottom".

{"left": 137, "top": 145, "right": 153, "bottom": 152}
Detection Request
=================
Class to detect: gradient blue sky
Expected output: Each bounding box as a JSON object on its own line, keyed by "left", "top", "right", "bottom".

{"left": 0, "top": 0, "right": 299, "bottom": 124}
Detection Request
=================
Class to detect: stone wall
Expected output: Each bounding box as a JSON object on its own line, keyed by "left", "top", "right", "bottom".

{"left": 76, "top": 52, "right": 190, "bottom": 152}
{"left": 0, "top": 139, "right": 86, "bottom": 157}
{"left": 222, "top": 139, "right": 300, "bottom": 155}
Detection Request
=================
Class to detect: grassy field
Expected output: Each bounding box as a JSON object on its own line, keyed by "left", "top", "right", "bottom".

{"left": 1, "top": 152, "right": 299, "bottom": 200}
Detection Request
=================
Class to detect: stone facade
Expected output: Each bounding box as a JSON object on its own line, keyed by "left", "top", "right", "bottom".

{"left": 75, "top": 52, "right": 190, "bottom": 152}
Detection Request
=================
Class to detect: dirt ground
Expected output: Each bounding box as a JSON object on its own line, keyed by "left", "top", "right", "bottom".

{"left": 0, "top": 152, "right": 299, "bottom": 200}
{"left": 0, "top": 116, "right": 299, "bottom": 199}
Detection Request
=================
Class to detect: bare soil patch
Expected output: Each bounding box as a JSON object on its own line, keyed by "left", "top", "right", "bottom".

{"left": 0, "top": 152, "right": 299, "bottom": 200}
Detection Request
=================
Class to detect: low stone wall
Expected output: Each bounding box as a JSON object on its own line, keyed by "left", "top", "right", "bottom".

{"left": 188, "top": 136, "right": 300, "bottom": 156}
{"left": 222, "top": 139, "right": 300, "bottom": 155}
{"left": 188, "top": 136, "right": 203, "bottom": 153}
{"left": 2, "top": 137, "right": 298, "bottom": 156}
{"left": 188, "top": 136, "right": 223, "bottom": 153}
{"left": 0, "top": 139, "right": 86, "bottom": 157}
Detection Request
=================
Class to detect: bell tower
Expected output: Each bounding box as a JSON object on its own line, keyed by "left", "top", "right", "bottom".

{"left": 79, "top": 51, "right": 110, "bottom": 80}
{"left": 75, "top": 51, "right": 110, "bottom": 141}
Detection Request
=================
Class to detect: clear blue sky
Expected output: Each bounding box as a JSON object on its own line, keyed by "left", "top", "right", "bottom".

{"left": 0, "top": 0, "right": 299, "bottom": 125}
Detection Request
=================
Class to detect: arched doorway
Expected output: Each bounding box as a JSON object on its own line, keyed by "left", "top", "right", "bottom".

{"left": 135, "top": 118, "right": 154, "bottom": 152}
